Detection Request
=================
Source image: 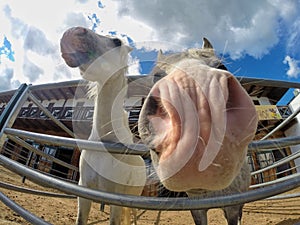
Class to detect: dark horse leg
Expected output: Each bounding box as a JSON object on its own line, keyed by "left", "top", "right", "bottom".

{"left": 223, "top": 204, "right": 244, "bottom": 225}
{"left": 190, "top": 209, "right": 208, "bottom": 225}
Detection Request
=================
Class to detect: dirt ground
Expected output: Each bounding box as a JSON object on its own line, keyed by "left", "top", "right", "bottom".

{"left": 1, "top": 165, "right": 300, "bottom": 225}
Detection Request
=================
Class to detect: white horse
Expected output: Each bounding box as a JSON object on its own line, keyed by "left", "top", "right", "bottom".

{"left": 60, "top": 27, "right": 146, "bottom": 225}
{"left": 138, "top": 38, "right": 258, "bottom": 225}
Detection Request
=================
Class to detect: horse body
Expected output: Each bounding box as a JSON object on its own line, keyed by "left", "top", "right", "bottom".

{"left": 138, "top": 38, "right": 257, "bottom": 225}
{"left": 60, "top": 27, "right": 146, "bottom": 225}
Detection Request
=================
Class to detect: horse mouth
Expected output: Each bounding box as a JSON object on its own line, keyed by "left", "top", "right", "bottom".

{"left": 61, "top": 52, "right": 91, "bottom": 68}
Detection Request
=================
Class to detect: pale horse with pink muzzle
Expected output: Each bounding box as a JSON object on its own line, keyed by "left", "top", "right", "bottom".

{"left": 138, "top": 38, "right": 258, "bottom": 225}
{"left": 60, "top": 27, "right": 146, "bottom": 225}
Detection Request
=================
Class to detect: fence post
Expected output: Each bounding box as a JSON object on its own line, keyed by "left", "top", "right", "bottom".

{"left": 0, "top": 84, "right": 30, "bottom": 148}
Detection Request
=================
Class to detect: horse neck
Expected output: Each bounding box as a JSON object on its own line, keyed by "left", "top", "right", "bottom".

{"left": 92, "top": 69, "right": 132, "bottom": 143}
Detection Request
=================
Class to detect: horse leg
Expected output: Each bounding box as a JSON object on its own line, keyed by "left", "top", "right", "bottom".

{"left": 76, "top": 156, "right": 97, "bottom": 225}
{"left": 223, "top": 205, "right": 243, "bottom": 225}
{"left": 131, "top": 208, "right": 137, "bottom": 225}
{"left": 109, "top": 205, "right": 123, "bottom": 225}
{"left": 122, "top": 207, "right": 132, "bottom": 225}
{"left": 190, "top": 209, "right": 208, "bottom": 225}
{"left": 76, "top": 197, "right": 92, "bottom": 225}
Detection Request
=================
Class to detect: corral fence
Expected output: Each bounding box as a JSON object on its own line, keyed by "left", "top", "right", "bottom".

{"left": 0, "top": 82, "right": 300, "bottom": 224}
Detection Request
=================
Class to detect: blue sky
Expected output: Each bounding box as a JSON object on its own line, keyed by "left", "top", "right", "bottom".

{"left": 1, "top": 0, "right": 300, "bottom": 104}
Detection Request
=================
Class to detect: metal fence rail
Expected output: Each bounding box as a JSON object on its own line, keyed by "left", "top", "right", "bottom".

{"left": 251, "top": 149, "right": 300, "bottom": 176}
{"left": 0, "top": 180, "right": 75, "bottom": 198}
{"left": 4, "top": 127, "right": 149, "bottom": 155}
{"left": 5, "top": 127, "right": 300, "bottom": 156}
{"left": 1, "top": 154, "right": 300, "bottom": 211}
{"left": 0, "top": 191, "right": 51, "bottom": 225}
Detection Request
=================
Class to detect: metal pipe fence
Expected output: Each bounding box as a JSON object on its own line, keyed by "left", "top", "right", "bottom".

{"left": 1, "top": 154, "right": 300, "bottom": 211}
{"left": 0, "top": 191, "right": 51, "bottom": 225}
{"left": 1, "top": 82, "right": 300, "bottom": 224}
{"left": 4, "top": 126, "right": 300, "bottom": 156}
{"left": 251, "top": 149, "right": 300, "bottom": 176}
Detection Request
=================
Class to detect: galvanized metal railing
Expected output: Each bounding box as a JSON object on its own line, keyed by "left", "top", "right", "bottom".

{"left": 1, "top": 154, "right": 300, "bottom": 211}
{"left": 1, "top": 82, "right": 300, "bottom": 225}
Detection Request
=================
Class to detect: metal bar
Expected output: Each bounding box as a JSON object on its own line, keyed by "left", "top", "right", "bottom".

{"left": 248, "top": 135, "right": 300, "bottom": 151}
{"left": 251, "top": 149, "right": 300, "bottom": 176}
{"left": 250, "top": 172, "right": 300, "bottom": 189}
{"left": 27, "top": 91, "right": 74, "bottom": 137}
{"left": 1, "top": 154, "right": 300, "bottom": 211}
{"left": 0, "top": 191, "right": 52, "bottom": 225}
{"left": 0, "top": 84, "right": 30, "bottom": 146}
{"left": 0, "top": 84, "right": 28, "bottom": 131}
{"left": 0, "top": 181, "right": 75, "bottom": 198}
{"left": 127, "top": 76, "right": 300, "bottom": 90}
{"left": 275, "top": 165, "right": 299, "bottom": 177}
{"left": 236, "top": 77, "right": 300, "bottom": 89}
{"left": 261, "top": 105, "right": 300, "bottom": 140}
{"left": 4, "top": 128, "right": 149, "bottom": 156}
{"left": 7, "top": 135, "right": 78, "bottom": 172}
{"left": 6, "top": 127, "right": 300, "bottom": 156}
{"left": 268, "top": 192, "right": 300, "bottom": 200}
{"left": 23, "top": 151, "right": 34, "bottom": 183}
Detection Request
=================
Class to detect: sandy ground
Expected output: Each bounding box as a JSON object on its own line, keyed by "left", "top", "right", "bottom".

{"left": 1, "top": 165, "right": 300, "bottom": 225}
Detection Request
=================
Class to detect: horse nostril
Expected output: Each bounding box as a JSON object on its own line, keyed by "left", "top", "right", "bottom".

{"left": 76, "top": 27, "right": 88, "bottom": 35}
{"left": 145, "top": 95, "right": 159, "bottom": 116}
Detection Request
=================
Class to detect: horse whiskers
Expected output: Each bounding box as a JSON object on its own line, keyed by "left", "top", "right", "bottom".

{"left": 97, "top": 117, "right": 131, "bottom": 130}
{"left": 240, "top": 132, "right": 258, "bottom": 145}
{"left": 99, "top": 130, "right": 115, "bottom": 140}
{"left": 231, "top": 67, "right": 242, "bottom": 76}
{"left": 198, "top": 136, "right": 206, "bottom": 146}
{"left": 220, "top": 40, "right": 228, "bottom": 62}
{"left": 155, "top": 184, "right": 187, "bottom": 198}
{"left": 225, "top": 106, "right": 255, "bottom": 111}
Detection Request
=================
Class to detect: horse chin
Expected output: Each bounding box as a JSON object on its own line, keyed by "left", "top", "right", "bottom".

{"left": 151, "top": 135, "right": 248, "bottom": 192}
{"left": 62, "top": 52, "right": 90, "bottom": 68}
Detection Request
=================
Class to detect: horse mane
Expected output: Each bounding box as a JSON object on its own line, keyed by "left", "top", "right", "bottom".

{"left": 155, "top": 48, "right": 225, "bottom": 76}
{"left": 86, "top": 81, "right": 98, "bottom": 100}
{"left": 85, "top": 66, "right": 129, "bottom": 100}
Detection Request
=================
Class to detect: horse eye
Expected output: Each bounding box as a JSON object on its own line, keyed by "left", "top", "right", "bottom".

{"left": 217, "top": 64, "right": 228, "bottom": 71}
{"left": 112, "top": 38, "right": 122, "bottom": 47}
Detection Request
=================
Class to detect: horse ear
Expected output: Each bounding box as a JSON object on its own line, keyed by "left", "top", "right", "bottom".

{"left": 126, "top": 45, "right": 133, "bottom": 52}
{"left": 202, "top": 37, "right": 214, "bottom": 49}
{"left": 157, "top": 49, "right": 164, "bottom": 61}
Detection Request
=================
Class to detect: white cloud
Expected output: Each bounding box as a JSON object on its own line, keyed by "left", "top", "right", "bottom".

{"left": 24, "top": 26, "right": 56, "bottom": 56}
{"left": 286, "top": 18, "right": 300, "bottom": 58}
{"left": 0, "top": 66, "right": 20, "bottom": 91}
{"left": 127, "top": 55, "right": 141, "bottom": 75}
{"left": 0, "top": 0, "right": 89, "bottom": 91}
{"left": 112, "top": 0, "right": 299, "bottom": 59}
{"left": 0, "top": 0, "right": 299, "bottom": 91}
{"left": 22, "top": 55, "right": 44, "bottom": 82}
{"left": 63, "top": 12, "right": 90, "bottom": 30}
{"left": 283, "top": 55, "right": 300, "bottom": 79}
